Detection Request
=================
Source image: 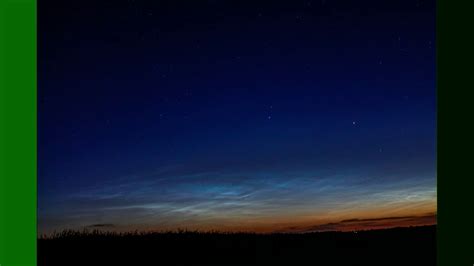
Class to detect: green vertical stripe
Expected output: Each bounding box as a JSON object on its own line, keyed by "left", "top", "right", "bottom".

{"left": 0, "top": 0, "right": 36, "bottom": 265}
{"left": 437, "top": 0, "right": 474, "bottom": 266}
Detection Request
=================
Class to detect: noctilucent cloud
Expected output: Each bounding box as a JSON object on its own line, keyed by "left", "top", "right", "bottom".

{"left": 38, "top": 0, "right": 436, "bottom": 234}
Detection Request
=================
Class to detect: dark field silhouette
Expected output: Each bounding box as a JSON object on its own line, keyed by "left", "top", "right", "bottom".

{"left": 38, "top": 225, "right": 435, "bottom": 266}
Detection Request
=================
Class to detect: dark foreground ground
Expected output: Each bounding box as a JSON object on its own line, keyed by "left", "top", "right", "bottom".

{"left": 38, "top": 225, "right": 435, "bottom": 266}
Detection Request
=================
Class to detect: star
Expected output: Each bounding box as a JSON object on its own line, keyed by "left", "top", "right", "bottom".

{"left": 352, "top": 121, "right": 356, "bottom": 125}
{"left": 268, "top": 115, "right": 272, "bottom": 120}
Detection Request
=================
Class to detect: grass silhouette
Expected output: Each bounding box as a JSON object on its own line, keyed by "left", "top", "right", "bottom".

{"left": 38, "top": 225, "right": 435, "bottom": 266}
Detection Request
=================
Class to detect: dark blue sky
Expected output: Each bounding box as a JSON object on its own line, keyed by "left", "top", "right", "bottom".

{"left": 38, "top": 0, "right": 436, "bottom": 233}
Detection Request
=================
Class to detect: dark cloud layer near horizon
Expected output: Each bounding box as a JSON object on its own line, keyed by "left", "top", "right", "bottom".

{"left": 277, "top": 214, "right": 437, "bottom": 233}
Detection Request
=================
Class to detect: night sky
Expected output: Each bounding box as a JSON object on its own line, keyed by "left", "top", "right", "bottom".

{"left": 38, "top": 0, "right": 436, "bottom": 234}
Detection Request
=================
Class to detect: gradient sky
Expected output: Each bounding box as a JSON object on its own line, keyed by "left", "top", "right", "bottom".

{"left": 38, "top": 0, "right": 436, "bottom": 234}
